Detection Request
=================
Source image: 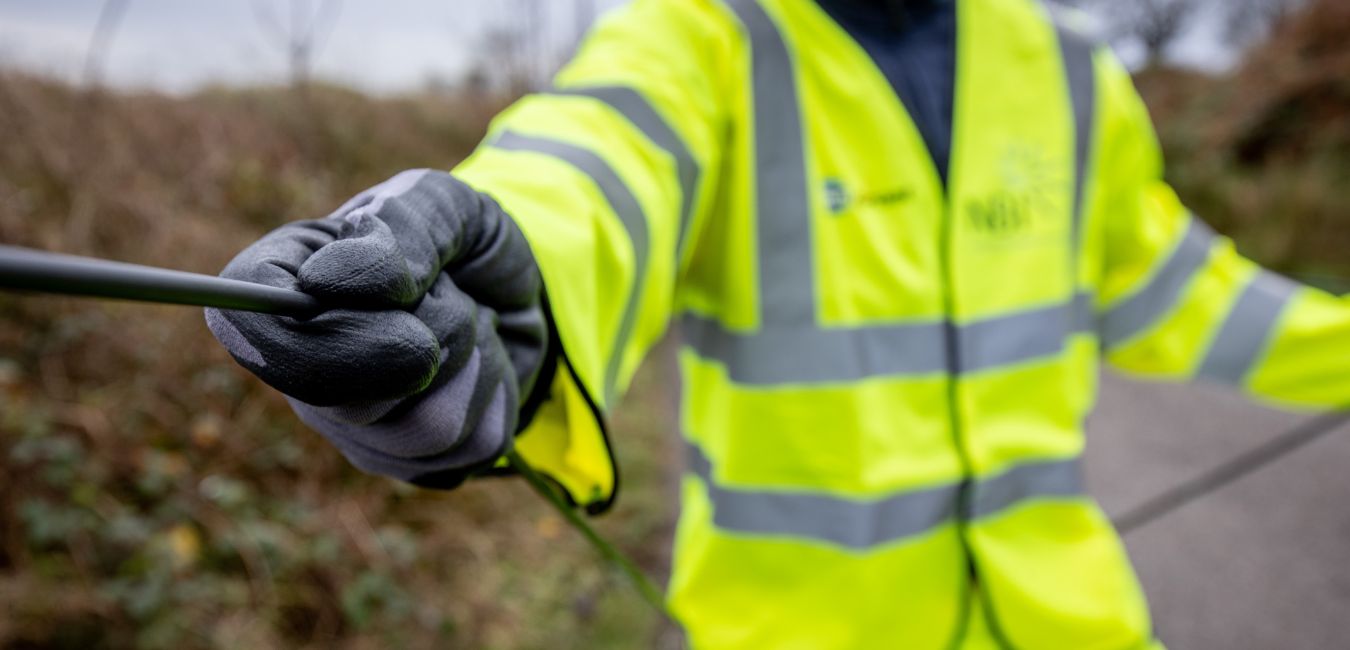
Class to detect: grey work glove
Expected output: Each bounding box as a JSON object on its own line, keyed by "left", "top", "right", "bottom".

{"left": 205, "top": 169, "right": 553, "bottom": 488}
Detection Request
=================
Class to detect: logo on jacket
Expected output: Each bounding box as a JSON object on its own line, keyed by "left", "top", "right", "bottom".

{"left": 965, "top": 144, "right": 1068, "bottom": 238}
{"left": 823, "top": 178, "right": 911, "bottom": 215}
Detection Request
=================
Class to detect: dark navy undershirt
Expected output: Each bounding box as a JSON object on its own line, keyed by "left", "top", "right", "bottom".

{"left": 814, "top": 0, "right": 957, "bottom": 186}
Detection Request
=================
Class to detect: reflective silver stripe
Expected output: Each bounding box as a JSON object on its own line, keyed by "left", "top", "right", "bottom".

{"left": 1099, "top": 218, "right": 1216, "bottom": 349}
{"left": 687, "top": 441, "right": 960, "bottom": 549}
{"left": 692, "top": 1, "right": 1102, "bottom": 386}
{"left": 489, "top": 131, "right": 648, "bottom": 404}
{"left": 1053, "top": 18, "right": 1097, "bottom": 260}
{"left": 957, "top": 292, "right": 1095, "bottom": 373}
{"left": 1196, "top": 271, "right": 1297, "bottom": 385}
{"left": 682, "top": 292, "right": 1094, "bottom": 384}
{"left": 968, "top": 457, "right": 1084, "bottom": 520}
{"left": 682, "top": 314, "right": 947, "bottom": 384}
{"left": 687, "top": 440, "right": 1086, "bottom": 549}
{"left": 724, "top": 0, "right": 816, "bottom": 326}
{"left": 548, "top": 86, "right": 701, "bottom": 258}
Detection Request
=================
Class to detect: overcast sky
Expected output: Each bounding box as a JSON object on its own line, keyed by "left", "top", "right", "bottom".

{"left": 0, "top": 0, "right": 1238, "bottom": 96}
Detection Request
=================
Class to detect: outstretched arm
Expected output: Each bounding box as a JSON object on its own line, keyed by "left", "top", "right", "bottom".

{"left": 207, "top": 0, "right": 734, "bottom": 510}
{"left": 1091, "top": 52, "right": 1350, "bottom": 410}
{"left": 453, "top": 0, "right": 736, "bottom": 506}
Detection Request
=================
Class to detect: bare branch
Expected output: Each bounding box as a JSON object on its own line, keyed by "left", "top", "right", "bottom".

{"left": 251, "top": 0, "right": 288, "bottom": 49}
{"left": 252, "top": 0, "right": 345, "bottom": 89}
{"left": 1087, "top": 0, "right": 1207, "bottom": 67}
{"left": 81, "top": 0, "right": 131, "bottom": 90}
{"left": 1224, "top": 0, "right": 1310, "bottom": 46}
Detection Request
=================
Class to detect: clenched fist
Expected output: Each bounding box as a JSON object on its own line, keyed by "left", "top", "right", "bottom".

{"left": 206, "top": 170, "right": 551, "bottom": 488}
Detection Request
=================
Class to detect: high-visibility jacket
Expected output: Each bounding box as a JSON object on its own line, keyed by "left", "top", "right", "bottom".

{"left": 454, "top": 0, "right": 1350, "bottom": 647}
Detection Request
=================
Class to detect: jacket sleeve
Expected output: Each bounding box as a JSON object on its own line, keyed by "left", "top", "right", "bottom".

{"left": 452, "top": 0, "right": 734, "bottom": 509}
{"left": 1091, "top": 53, "right": 1350, "bottom": 411}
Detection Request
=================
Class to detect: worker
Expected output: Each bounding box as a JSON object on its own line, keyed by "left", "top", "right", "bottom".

{"left": 204, "top": 0, "right": 1350, "bottom": 647}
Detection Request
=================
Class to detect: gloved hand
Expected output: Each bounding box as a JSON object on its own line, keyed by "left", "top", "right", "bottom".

{"left": 205, "top": 169, "right": 552, "bottom": 488}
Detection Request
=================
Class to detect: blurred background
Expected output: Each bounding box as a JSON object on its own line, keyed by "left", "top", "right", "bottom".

{"left": 0, "top": 0, "right": 1347, "bottom": 648}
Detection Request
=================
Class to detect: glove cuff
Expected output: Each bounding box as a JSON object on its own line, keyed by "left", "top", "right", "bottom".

{"left": 515, "top": 288, "right": 560, "bottom": 435}
{"left": 404, "top": 288, "right": 560, "bottom": 491}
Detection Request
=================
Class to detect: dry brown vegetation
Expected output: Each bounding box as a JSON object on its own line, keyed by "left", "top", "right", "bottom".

{"left": 0, "top": 78, "right": 680, "bottom": 649}
{"left": 0, "top": 0, "right": 1346, "bottom": 647}
{"left": 1140, "top": 0, "right": 1350, "bottom": 287}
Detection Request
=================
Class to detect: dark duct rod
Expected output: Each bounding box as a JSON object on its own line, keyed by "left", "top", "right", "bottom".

{"left": 0, "top": 245, "right": 321, "bottom": 316}
{"left": 0, "top": 243, "right": 672, "bottom": 618}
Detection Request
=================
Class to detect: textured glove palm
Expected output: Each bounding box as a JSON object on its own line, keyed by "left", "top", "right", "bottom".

{"left": 205, "top": 170, "right": 549, "bottom": 488}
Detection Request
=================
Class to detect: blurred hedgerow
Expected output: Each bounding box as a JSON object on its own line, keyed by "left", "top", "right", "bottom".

{"left": 0, "top": 74, "right": 681, "bottom": 650}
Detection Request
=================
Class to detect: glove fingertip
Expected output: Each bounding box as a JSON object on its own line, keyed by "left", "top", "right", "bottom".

{"left": 299, "top": 215, "right": 420, "bottom": 306}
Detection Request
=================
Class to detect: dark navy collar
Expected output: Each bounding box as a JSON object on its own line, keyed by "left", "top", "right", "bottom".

{"left": 817, "top": 0, "right": 953, "bottom": 32}
{"left": 814, "top": 0, "right": 959, "bottom": 186}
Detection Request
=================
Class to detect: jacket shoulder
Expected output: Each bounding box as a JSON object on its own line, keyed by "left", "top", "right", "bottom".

{"left": 1040, "top": 1, "right": 1107, "bottom": 46}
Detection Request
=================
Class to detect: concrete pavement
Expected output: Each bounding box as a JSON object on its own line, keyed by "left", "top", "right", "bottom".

{"left": 1087, "top": 373, "right": 1350, "bottom": 649}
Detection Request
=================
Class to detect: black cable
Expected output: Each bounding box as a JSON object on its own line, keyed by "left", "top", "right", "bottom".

{"left": 505, "top": 450, "right": 671, "bottom": 618}
{"left": 1113, "top": 408, "right": 1350, "bottom": 535}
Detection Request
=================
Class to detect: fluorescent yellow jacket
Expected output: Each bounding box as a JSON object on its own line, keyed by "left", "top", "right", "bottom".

{"left": 454, "top": 0, "right": 1350, "bottom": 647}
